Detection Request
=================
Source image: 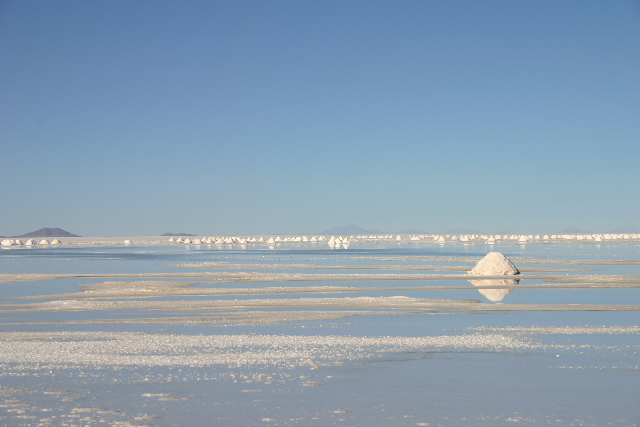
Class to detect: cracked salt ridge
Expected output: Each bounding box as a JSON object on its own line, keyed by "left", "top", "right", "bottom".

{"left": 0, "top": 311, "right": 401, "bottom": 327}
{"left": 340, "top": 255, "right": 640, "bottom": 265}
{"left": 0, "top": 331, "right": 537, "bottom": 367}
{"left": 12, "top": 280, "right": 640, "bottom": 304}
{"left": 3, "top": 294, "right": 639, "bottom": 314}
{"left": 465, "top": 325, "right": 640, "bottom": 335}
{"left": 173, "top": 262, "right": 585, "bottom": 273}
{"left": 3, "top": 272, "right": 639, "bottom": 287}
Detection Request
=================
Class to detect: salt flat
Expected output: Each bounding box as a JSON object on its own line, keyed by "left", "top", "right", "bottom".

{"left": 0, "top": 235, "right": 638, "bottom": 426}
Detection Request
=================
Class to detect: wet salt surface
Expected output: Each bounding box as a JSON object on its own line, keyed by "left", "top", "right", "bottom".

{"left": 0, "top": 241, "right": 639, "bottom": 426}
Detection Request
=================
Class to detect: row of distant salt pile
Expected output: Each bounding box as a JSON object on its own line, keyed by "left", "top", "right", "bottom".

{"left": 159, "top": 232, "right": 640, "bottom": 247}
{"left": 392, "top": 233, "right": 640, "bottom": 244}
{"left": 327, "top": 236, "right": 350, "bottom": 248}
{"left": 167, "top": 235, "right": 335, "bottom": 245}
{"left": 1, "top": 239, "right": 62, "bottom": 246}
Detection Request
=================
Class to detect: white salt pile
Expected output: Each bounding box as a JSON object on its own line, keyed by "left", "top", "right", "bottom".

{"left": 39, "top": 239, "right": 50, "bottom": 245}
{"left": 25, "top": 239, "right": 36, "bottom": 246}
{"left": 124, "top": 240, "right": 132, "bottom": 245}
{"left": 1, "top": 239, "right": 13, "bottom": 246}
{"left": 51, "top": 239, "right": 61, "bottom": 245}
{"left": 469, "top": 252, "right": 520, "bottom": 276}
{"left": 468, "top": 252, "right": 520, "bottom": 302}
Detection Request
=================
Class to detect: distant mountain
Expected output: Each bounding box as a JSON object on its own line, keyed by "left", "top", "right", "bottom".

{"left": 445, "top": 228, "right": 481, "bottom": 235}
{"left": 396, "top": 228, "right": 428, "bottom": 234}
{"left": 15, "top": 228, "right": 80, "bottom": 238}
{"left": 320, "top": 224, "right": 384, "bottom": 235}
{"left": 161, "top": 232, "right": 196, "bottom": 236}
{"left": 608, "top": 225, "right": 640, "bottom": 233}
{"left": 558, "top": 227, "right": 596, "bottom": 234}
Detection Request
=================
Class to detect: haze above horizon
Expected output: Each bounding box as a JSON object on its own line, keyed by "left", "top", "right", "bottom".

{"left": 1, "top": 1, "right": 638, "bottom": 236}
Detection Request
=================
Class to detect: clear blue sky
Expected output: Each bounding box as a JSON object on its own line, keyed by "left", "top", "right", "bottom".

{"left": 1, "top": 1, "right": 639, "bottom": 236}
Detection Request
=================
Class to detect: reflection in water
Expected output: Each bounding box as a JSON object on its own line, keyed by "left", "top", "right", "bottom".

{"left": 468, "top": 278, "right": 520, "bottom": 302}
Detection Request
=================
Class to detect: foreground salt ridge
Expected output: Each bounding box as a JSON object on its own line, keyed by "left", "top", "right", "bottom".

{"left": 2, "top": 327, "right": 637, "bottom": 368}
{"left": 0, "top": 331, "right": 531, "bottom": 367}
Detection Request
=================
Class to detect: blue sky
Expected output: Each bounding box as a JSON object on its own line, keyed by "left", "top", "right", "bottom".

{"left": 1, "top": 1, "right": 639, "bottom": 236}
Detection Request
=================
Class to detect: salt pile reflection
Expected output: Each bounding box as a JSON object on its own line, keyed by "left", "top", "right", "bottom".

{"left": 468, "top": 277, "right": 520, "bottom": 302}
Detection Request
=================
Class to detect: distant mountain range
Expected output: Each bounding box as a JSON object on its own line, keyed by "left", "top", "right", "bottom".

{"left": 319, "top": 224, "right": 384, "bottom": 235}
{"left": 161, "top": 233, "right": 195, "bottom": 236}
{"left": 13, "top": 228, "right": 80, "bottom": 238}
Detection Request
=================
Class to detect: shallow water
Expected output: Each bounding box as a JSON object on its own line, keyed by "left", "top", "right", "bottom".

{"left": 0, "top": 240, "right": 638, "bottom": 426}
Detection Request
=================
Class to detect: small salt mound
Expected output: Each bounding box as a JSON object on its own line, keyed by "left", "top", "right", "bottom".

{"left": 184, "top": 238, "right": 192, "bottom": 244}
{"left": 39, "top": 239, "right": 50, "bottom": 245}
{"left": 169, "top": 237, "right": 175, "bottom": 242}
{"left": 1, "top": 239, "right": 13, "bottom": 246}
{"left": 192, "top": 238, "right": 202, "bottom": 244}
{"left": 469, "top": 252, "right": 520, "bottom": 276}
{"left": 25, "top": 239, "right": 37, "bottom": 246}
{"left": 266, "top": 237, "right": 275, "bottom": 244}
{"left": 176, "top": 237, "right": 184, "bottom": 243}
{"left": 14, "top": 240, "right": 23, "bottom": 245}
{"left": 468, "top": 252, "right": 520, "bottom": 302}
{"left": 51, "top": 239, "right": 61, "bottom": 245}
{"left": 124, "top": 240, "right": 132, "bottom": 245}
